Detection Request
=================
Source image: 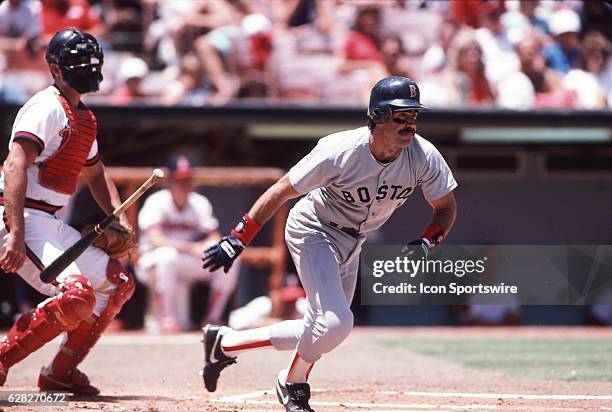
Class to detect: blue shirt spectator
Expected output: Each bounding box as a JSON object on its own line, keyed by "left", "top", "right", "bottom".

{"left": 544, "top": 42, "right": 580, "bottom": 74}
{"left": 545, "top": 8, "right": 581, "bottom": 74}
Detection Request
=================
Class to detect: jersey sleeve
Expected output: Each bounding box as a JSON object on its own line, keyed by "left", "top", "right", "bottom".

{"left": 288, "top": 139, "right": 342, "bottom": 194}
{"left": 84, "top": 139, "right": 100, "bottom": 167}
{"left": 138, "top": 195, "right": 164, "bottom": 232}
{"left": 418, "top": 144, "right": 458, "bottom": 202}
{"left": 195, "top": 195, "right": 219, "bottom": 233}
{"left": 10, "top": 101, "right": 60, "bottom": 155}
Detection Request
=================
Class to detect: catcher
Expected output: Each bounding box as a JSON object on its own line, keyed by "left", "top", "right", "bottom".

{"left": 0, "top": 28, "right": 135, "bottom": 395}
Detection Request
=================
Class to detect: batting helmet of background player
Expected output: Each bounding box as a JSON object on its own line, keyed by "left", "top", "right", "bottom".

{"left": 46, "top": 28, "right": 104, "bottom": 94}
{"left": 367, "top": 76, "right": 428, "bottom": 125}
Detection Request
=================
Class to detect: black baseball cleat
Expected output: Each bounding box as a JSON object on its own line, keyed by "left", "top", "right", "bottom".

{"left": 276, "top": 377, "right": 316, "bottom": 412}
{"left": 201, "top": 324, "right": 236, "bottom": 392}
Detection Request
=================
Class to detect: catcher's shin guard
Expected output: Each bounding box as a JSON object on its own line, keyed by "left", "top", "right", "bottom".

{"left": 0, "top": 275, "right": 95, "bottom": 385}
{"left": 42, "top": 259, "right": 135, "bottom": 392}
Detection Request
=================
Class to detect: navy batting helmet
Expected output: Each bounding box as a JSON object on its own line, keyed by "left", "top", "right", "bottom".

{"left": 368, "top": 76, "right": 428, "bottom": 124}
{"left": 46, "top": 28, "right": 104, "bottom": 94}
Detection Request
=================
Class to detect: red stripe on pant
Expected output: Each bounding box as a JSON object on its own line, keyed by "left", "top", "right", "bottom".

{"left": 222, "top": 339, "right": 272, "bottom": 352}
{"left": 3, "top": 209, "right": 46, "bottom": 271}
{"left": 288, "top": 352, "right": 315, "bottom": 380}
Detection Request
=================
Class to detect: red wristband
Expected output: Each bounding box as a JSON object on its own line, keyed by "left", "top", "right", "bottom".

{"left": 422, "top": 224, "right": 445, "bottom": 246}
{"left": 231, "top": 213, "right": 262, "bottom": 245}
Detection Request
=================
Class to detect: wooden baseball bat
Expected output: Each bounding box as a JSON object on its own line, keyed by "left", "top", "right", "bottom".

{"left": 39, "top": 168, "right": 165, "bottom": 284}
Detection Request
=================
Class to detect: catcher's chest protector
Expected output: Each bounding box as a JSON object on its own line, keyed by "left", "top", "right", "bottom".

{"left": 38, "top": 94, "right": 97, "bottom": 195}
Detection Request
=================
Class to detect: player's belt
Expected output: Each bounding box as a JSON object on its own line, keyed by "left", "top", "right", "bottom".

{"left": 0, "top": 193, "right": 63, "bottom": 215}
{"left": 326, "top": 221, "right": 361, "bottom": 237}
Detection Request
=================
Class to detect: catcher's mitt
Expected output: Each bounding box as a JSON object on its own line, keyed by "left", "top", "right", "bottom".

{"left": 82, "top": 220, "right": 136, "bottom": 259}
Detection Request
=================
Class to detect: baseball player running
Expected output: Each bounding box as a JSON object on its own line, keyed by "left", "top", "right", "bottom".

{"left": 0, "top": 29, "right": 135, "bottom": 395}
{"left": 201, "top": 76, "right": 458, "bottom": 411}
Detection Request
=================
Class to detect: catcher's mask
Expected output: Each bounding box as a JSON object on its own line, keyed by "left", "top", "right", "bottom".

{"left": 46, "top": 28, "right": 104, "bottom": 94}
{"left": 368, "top": 76, "right": 428, "bottom": 125}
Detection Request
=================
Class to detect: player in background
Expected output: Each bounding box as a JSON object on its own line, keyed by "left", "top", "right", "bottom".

{"left": 136, "top": 156, "right": 239, "bottom": 332}
{"left": 201, "top": 76, "right": 458, "bottom": 412}
{"left": 0, "top": 28, "right": 135, "bottom": 395}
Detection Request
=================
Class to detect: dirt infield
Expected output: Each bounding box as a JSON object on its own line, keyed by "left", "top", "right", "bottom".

{"left": 2, "top": 327, "right": 611, "bottom": 411}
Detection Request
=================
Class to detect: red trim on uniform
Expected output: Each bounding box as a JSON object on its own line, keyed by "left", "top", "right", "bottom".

{"left": 0, "top": 194, "right": 62, "bottom": 215}
{"left": 222, "top": 339, "right": 272, "bottom": 352}
{"left": 305, "top": 363, "right": 314, "bottom": 379}
{"left": 288, "top": 352, "right": 300, "bottom": 374}
{"left": 84, "top": 152, "right": 100, "bottom": 167}
{"left": 25, "top": 245, "right": 45, "bottom": 271}
{"left": 14, "top": 131, "right": 44, "bottom": 155}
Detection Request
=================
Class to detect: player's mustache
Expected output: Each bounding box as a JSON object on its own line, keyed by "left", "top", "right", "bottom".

{"left": 400, "top": 126, "right": 416, "bottom": 133}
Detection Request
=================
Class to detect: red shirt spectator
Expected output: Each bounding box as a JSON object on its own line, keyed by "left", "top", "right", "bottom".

{"left": 342, "top": 7, "right": 384, "bottom": 63}
{"left": 451, "top": 0, "right": 504, "bottom": 29}
{"left": 344, "top": 31, "right": 383, "bottom": 62}
{"left": 41, "top": 0, "right": 103, "bottom": 37}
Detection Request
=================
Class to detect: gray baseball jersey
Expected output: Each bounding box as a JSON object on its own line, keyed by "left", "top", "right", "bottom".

{"left": 288, "top": 126, "right": 457, "bottom": 234}
{"left": 268, "top": 126, "right": 457, "bottom": 363}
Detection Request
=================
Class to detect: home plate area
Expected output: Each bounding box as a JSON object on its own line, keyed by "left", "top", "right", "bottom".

{"left": 212, "top": 388, "right": 612, "bottom": 411}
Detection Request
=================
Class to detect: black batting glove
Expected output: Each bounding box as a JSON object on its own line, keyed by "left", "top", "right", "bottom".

{"left": 402, "top": 238, "right": 431, "bottom": 259}
{"left": 202, "top": 235, "right": 244, "bottom": 273}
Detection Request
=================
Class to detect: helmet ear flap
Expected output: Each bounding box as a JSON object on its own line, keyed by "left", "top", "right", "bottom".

{"left": 371, "top": 106, "right": 391, "bottom": 124}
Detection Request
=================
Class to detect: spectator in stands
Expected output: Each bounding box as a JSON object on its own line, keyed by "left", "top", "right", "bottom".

{"left": 0, "top": 72, "right": 29, "bottom": 103}
{"left": 579, "top": 1, "right": 611, "bottom": 41}
{"left": 165, "top": 0, "right": 241, "bottom": 60}
{"left": 421, "top": 18, "right": 459, "bottom": 75}
{"left": 338, "top": 6, "right": 387, "bottom": 103}
{"left": 473, "top": 0, "right": 520, "bottom": 83}
{"left": 562, "top": 31, "right": 609, "bottom": 109}
{"left": 194, "top": 11, "right": 273, "bottom": 103}
{"left": 544, "top": 8, "right": 581, "bottom": 74}
{"left": 340, "top": 6, "right": 384, "bottom": 69}
{"left": 443, "top": 28, "right": 495, "bottom": 107}
{"left": 280, "top": 0, "right": 317, "bottom": 28}
{"left": 580, "top": 31, "right": 612, "bottom": 106}
{"left": 41, "top": 0, "right": 104, "bottom": 41}
{"left": 103, "top": 0, "right": 144, "bottom": 52}
{"left": 0, "top": 0, "right": 47, "bottom": 100}
{"left": 497, "top": 31, "right": 566, "bottom": 109}
{"left": 450, "top": 0, "right": 486, "bottom": 29}
{"left": 516, "top": 0, "right": 549, "bottom": 36}
{"left": 161, "top": 53, "right": 211, "bottom": 106}
{"left": 136, "top": 155, "right": 239, "bottom": 332}
{"left": 0, "top": 0, "right": 41, "bottom": 59}
{"left": 287, "top": 0, "right": 339, "bottom": 55}
{"left": 380, "top": 34, "right": 413, "bottom": 79}
{"left": 0, "top": 0, "right": 43, "bottom": 71}
{"left": 110, "top": 56, "right": 150, "bottom": 105}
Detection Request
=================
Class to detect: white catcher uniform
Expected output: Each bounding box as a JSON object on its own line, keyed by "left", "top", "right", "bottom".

{"left": 137, "top": 189, "right": 239, "bottom": 329}
{"left": 0, "top": 86, "right": 115, "bottom": 315}
{"left": 266, "top": 126, "right": 458, "bottom": 362}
